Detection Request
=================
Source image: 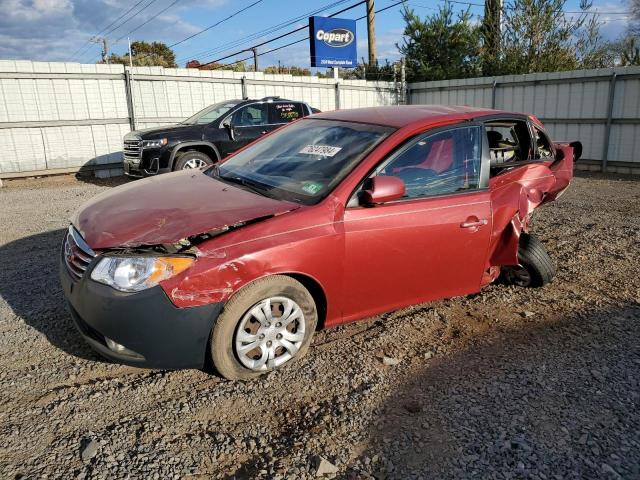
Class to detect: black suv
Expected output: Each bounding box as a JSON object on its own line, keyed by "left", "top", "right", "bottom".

{"left": 122, "top": 97, "right": 317, "bottom": 177}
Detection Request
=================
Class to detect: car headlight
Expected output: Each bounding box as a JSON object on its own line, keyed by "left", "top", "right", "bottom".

{"left": 90, "top": 256, "right": 194, "bottom": 292}
{"left": 142, "top": 138, "right": 168, "bottom": 148}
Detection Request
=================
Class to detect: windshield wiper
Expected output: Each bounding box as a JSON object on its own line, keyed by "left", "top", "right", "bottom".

{"left": 218, "top": 174, "right": 272, "bottom": 198}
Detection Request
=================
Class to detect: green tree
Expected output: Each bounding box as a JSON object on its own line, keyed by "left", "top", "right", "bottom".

{"left": 611, "top": 34, "right": 640, "bottom": 65}
{"left": 346, "top": 59, "right": 397, "bottom": 81}
{"left": 185, "top": 59, "right": 249, "bottom": 71}
{"left": 499, "top": 0, "right": 593, "bottom": 74}
{"left": 397, "top": 5, "right": 481, "bottom": 82}
{"left": 108, "top": 41, "right": 177, "bottom": 68}
{"left": 631, "top": 0, "right": 640, "bottom": 35}
{"left": 398, "top": 2, "right": 480, "bottom": 82}
{"left": 575, "top": 15, "right": 615, "bottom": 68}
{"left": 263, "top": 65, "right": 311, "bottom": 76}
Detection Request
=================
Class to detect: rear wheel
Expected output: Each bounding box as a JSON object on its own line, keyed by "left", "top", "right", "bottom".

{"left": 174, "top": 150, "right": 214, "bottom": 170}
{"left": 209, "top": 275, "right": 317, "bottom": 380}
{"left": 502, "top": 233, "right": 555, "bottom": 288}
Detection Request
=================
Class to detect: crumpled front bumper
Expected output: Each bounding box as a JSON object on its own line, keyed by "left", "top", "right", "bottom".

{"left": 59, "top": 254, "right": 223, "bottom": 369}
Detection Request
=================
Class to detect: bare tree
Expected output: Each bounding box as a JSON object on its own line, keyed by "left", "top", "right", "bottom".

{"left": 631, "top": 0, "right": 640, "bottom": 35}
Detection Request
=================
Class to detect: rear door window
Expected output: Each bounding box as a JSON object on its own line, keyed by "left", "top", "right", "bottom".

{"left": 485, "top": 120, "right": 533, "bottom": 168}
{"left": 231, "top": 103, "right": 269, "bottom": 127}
{"left": 270, "top": 102, "right": 304, "bottom": 124}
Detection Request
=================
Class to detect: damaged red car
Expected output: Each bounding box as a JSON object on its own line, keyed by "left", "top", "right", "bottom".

{"left": 60, "top": 105, "right": 579, "bottom": 379}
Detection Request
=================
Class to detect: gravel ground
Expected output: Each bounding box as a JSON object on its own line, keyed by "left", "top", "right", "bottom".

{"left": 0, "top": 172, "right": 639, "bottom": 479}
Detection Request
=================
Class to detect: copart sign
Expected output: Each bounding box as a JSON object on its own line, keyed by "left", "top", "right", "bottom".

{"left": 309, "top": 16, "right": 357, "bottom": 68}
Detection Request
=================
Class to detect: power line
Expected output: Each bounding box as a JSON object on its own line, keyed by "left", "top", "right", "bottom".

{"left": 177, "top": 0, "right": 354, "bottom": 64}
{"left": 128, "top": 0, "right": 265, "bottom": 65}
{"left": 177, "top": 0, "right": 351, "bottom": 62}
{"left": 88, "top": 0, "right": 182, "bottom": 63}
{"left": 83, "top": 0, "right": 164, "bottom": 62}
{"left": 69, "top": 0, "right": 149, "bottom": 60}
{"left": 103, "top": 0, "right": 161, "bottom": 38}
{"left": 169, "top": 0, "right": 265, "bottom": 49}
{"left": 199, "top": 0, "right": 368, "bottom": 68}
{"left": 112, "top": 0, "right": 182, "bottom": 44}
{"left": 207, "top": 0, "right": 408, "bottom": 70}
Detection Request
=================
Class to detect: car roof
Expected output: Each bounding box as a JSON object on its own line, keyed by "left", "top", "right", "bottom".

{"left": 238, "top": 96, "right": 300, "bottom": 104}
{"left": 310, "top": 105, "right": 517, "bottom": 128}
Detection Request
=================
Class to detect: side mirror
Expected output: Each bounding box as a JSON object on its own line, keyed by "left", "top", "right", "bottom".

{"left": 222, "top": 118, "right": 235, "bottom": 141}
{"left": 361, "top": 176, "right": 406, "bottom": 206}
{"left": 570, "top": 141, "right": 582, "bottom": 161}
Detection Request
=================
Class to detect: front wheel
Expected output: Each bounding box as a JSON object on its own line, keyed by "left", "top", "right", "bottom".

{"left": 502, "top": 233, "right": 555, "bottom": 288}
{"left": 174, "top": 150, "right": 214, "bottom": 170}
{"left": 209, "top": 276, "right": 317, "bottom": 380}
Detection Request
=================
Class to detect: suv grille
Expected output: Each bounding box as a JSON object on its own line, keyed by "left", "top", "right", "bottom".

{"left": 63, "top": 226, "right": 96, "bottom": 281}
{"left": 123, "top": 139, "right": 141, "bottom": 162}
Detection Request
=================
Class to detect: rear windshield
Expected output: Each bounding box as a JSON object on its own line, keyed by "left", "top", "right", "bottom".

{"left": 213, "top": 119, "right": 393, "bottom": 205}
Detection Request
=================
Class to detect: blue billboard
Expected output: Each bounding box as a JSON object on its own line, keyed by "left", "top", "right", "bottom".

{"left": 309, "top": 16, "right": 357, "bottom": 68}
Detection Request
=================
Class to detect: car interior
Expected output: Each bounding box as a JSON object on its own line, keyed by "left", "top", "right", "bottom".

{"left": 485, "top": 120, "right": 534, "bottom": 169}
{"left": 376, "top": 126, "right": 482, "bottom": 198}
{"left": 233, "top": 105, "right": 268, "bottom": 127}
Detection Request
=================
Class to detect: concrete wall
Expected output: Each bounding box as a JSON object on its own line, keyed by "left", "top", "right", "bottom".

{"left": 409, "top": 66, "right": 640, "bottom": 173}
{"left": 0, "top": 61, "right": 398, "bottom": 177}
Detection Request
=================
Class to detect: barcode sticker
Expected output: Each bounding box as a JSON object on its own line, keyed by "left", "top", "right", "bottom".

{"left": 299, "top": 145, "right": 342, "bottom": 157}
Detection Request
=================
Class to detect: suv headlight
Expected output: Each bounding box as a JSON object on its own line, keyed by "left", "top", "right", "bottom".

{"left": 90, "top": 256, "right": 194, "bottom": 292}
{"left": 142, "top": 138, "right": 168, "bottom": 149}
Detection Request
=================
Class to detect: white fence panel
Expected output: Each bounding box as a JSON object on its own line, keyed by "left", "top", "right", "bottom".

{"left": 408, "top": 66, "right": 640, "bottom": 172}
{"left": 0, "top": 61, "right": 638, "bottom": 176}
{"left": 0, "top": 60, "right": 129, "bottom": 174}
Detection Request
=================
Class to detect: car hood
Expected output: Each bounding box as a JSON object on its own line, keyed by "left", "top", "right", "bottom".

{"left": 125, "top": 124, "right": 202, "bottom": 139}
{"left": 73, "top": 170, "right": 299, "bottom": 249}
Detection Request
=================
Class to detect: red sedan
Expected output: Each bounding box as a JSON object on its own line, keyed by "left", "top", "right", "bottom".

{"left": 60, "top": 106, "right": 578, "bottom": 379}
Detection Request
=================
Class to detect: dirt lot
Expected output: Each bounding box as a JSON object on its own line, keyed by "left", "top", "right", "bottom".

{"left": 0, "top": 172, "right": 639, "bottom": 479}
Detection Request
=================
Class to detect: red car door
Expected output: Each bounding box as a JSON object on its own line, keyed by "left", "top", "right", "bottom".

{"left": 341, "top": 125, "right": 492, "bottom": 322}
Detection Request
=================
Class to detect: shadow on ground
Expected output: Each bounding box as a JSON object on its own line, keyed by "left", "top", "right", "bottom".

{"left": 218, "top": 301, "right": 639, "bottom": 479}
{"left": 351, "top": 304, "right": 640, "bottom": 479}
{"left": 74, "top": 172, "right": 131, "bottom": 187}
{"left": 0, "top": 228, "right": 105, "bottom": 363}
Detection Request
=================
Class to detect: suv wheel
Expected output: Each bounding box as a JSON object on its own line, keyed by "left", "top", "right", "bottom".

{"left": 174, "top": 151, "right": 214, "bottom": 170}
{"left": 209, "top": 275, "right": 318, "bottom": 380}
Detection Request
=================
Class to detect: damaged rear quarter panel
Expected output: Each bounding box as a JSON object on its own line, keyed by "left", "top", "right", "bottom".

{"left": 488, "top": 148, "right": 574, "bottom": 267}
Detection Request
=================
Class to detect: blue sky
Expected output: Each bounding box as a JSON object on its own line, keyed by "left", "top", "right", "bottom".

{"left": 0, "top": 0, "right": 631, "bottom": 69}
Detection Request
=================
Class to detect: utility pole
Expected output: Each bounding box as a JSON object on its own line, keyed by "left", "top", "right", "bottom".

{"left": 252, "top": 47, "right": 258, "bottom": 72}
{"left": 400, "top": 57, "right": 406, "bottom": 104}
{"left": 366, "top": 0, "right": 376, "bottom": 66}
{"left": 91, "top": 37, "right": 109, "bottom": 64}
{"left": 128, "top": 37, "right": 133, "bottom": 68}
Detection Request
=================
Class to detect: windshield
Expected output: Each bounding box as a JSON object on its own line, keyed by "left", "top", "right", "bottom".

{"left": 212, "top": 119, "right": 393, "bottom": 205}
{"left": 182, "top": 101, "right": 239, "bottom": 125}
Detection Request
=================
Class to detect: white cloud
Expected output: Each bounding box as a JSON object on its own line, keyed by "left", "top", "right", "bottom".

{"left": 0, "top": 0, "right": 219, "bottom": 62}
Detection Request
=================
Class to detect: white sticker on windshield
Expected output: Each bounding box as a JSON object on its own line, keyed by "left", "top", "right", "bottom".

{"left": 299, "top": 145, "right": 342, "bottom": 157}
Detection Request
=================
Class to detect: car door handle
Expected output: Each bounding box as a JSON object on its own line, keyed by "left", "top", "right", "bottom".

{"left": 460, "top": 218, "right": 488, "bottom": 228}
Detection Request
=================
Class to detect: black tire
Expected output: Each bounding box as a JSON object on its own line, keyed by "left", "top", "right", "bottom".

{"left": 209, "top": 275, "right": 317, "bottom": 380}
{"left": 503, "top": 233, "right": 555, "bottom": 288}
{"left": 173, "top": 150, "right": 214, "bottom": 171}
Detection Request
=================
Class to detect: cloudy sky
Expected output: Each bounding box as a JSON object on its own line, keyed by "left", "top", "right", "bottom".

{"left": 0, "top": 0, "right": 631, "bottom": 69}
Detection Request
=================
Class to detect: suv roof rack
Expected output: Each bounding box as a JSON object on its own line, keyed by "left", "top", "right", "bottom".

{"left": 261, "top": 96, "right": 281, "bottom": 101}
